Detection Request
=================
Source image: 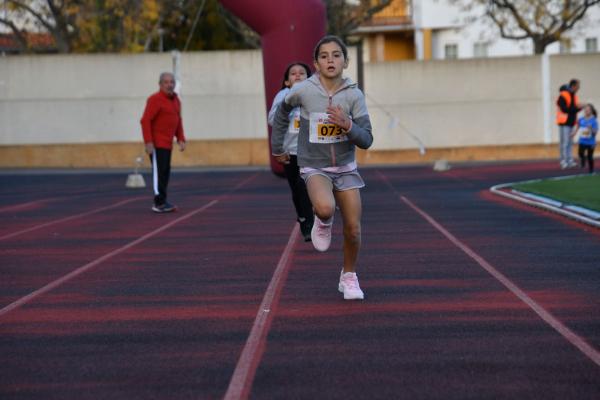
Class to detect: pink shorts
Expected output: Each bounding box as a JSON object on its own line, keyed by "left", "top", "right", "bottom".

{"left": 301, "top": 169, "right": 365, "bottom": 191}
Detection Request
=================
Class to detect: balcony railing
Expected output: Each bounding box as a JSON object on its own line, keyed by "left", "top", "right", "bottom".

{"left": 366, "top": 0, "right": 412, "bottom": 26}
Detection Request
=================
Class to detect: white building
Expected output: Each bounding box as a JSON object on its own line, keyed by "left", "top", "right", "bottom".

{"left": 357, "top": 0, "right": 600, "bottom": 62}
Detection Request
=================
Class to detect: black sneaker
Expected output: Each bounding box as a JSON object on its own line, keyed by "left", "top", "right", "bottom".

{"left": 152, "top": 202, "right": 176, "bottom": 213}
{"left": 298, "top": 217, "right": 313, "bottom": 242}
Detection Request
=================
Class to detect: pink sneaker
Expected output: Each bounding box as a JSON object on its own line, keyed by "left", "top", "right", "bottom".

{"left": 311, "top": 215, "right": 333, "bottom": 252}
{"left": 338, "top": 271, "right": 364, "bottom": 300}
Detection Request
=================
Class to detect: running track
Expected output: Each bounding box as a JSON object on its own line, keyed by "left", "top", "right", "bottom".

{"left": 0, "top": 162, "right": 599, "bottom": 399}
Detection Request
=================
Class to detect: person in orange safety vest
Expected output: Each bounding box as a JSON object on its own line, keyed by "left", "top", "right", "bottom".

{"left": 556, "top": 79, "right": 582, "bottom": 169}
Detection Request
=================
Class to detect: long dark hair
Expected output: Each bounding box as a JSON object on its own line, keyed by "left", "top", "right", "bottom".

{"left": 280, "top": 62, "right": 312, "bottom": 89}
{"left": 587, "top": 103, "right": 597, "bottom": 118}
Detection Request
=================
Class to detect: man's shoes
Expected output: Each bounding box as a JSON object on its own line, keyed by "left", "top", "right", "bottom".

{"left": 152, "top": 202, "right": 176, "bottom": 213}
{"left": 567, "top": 160, "right": 578, "bottom": 168}
{"left": 311, "top": 215, "right": 333, "bottom": 252}
{"left": 338, "top": 270, "right": 364, "bottom": 300}
{"left": 298, "top": 217, "right": 313, "bottom": 242}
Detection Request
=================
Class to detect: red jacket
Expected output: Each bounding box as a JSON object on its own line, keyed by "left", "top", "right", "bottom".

{"left": 140, "top": 91, "right": 185, "bottom": 149}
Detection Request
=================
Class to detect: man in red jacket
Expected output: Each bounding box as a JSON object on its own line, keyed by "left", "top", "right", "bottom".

{"left": 141, "top": 72, "right": 186, "bottom": 213}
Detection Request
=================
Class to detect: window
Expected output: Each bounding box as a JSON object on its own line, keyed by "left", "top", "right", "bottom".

{"left": 444, "top": 44, "right": 458, "bottom": 59}
{"left": 473, "top": 42, "right": 488, "bottom": 58}
{"left": 585, "top": 38, "right": 597, "bottom": 53}
{"left": 560, "top": 39, "right": 572, "bottom": 54}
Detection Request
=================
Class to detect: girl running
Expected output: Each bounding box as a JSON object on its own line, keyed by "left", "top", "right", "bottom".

{"left": 571, "top": 104, "right": 598, "bottom": 173}
{"left": 271, "top": 35, "right": 373, "bottom": 300}
{"left": 268, "top": 62, "right": 314, "bottom": 241}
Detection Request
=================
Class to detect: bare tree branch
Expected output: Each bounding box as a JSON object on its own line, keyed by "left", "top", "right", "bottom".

{"left": 6, "top": 0, "right": 78, "bottom": 52}
{"left": 461, "top": 0, "right": 600, "bottom": 53}
{"left": 0, "top": 16, "right": 29, "bottom": 51}
{"left": 341, "top": 0, "right": 393, "bottom": 36}
{"left": 7, "top": 0, "right": 54, "bottom": 32}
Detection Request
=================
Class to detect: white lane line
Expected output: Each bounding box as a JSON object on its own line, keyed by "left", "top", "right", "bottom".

{"left": 0, "top": 197, "right": 144, "bottom": 241}
{"left": 376, "top": 170, "right": 600, "bottom": 367}
{"left": 0, "top": 198, "right": 56, "bottom": 213}
{"left": 0, "top": 200, "right": 219, "bottom": 318}
{"left": 224, "top": 223, "right": 300, "bottom": 400}
{"left": 0, "top": 172, "right": 259, "bottom": 318}
{"left": 401, "top": 194, "right": 600, "bottom": 368}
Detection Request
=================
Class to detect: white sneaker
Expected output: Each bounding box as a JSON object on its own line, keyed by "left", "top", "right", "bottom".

{"left": 338, "top": 271, "right": 364, "bottom": 300}
{"left": 311, "top": 215, "right": 333, "bottom": 252}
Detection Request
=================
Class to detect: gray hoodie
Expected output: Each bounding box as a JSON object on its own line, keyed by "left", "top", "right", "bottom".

{"left": 271, "top": 74, "right": 373, "bottom": 168}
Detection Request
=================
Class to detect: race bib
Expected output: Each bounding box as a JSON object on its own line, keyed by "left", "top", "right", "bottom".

{"left": 309, "top": 112, "right": 348, "bottom": 144}
{"left": 289, "top": 109, "right": 300, "bottom": 134}
{"left": 580, "top": 127, "right": 591, "bottom": 139}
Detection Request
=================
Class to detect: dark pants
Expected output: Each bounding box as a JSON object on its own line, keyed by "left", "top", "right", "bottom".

{"left": 578, "top": 144, "right": 595, "bottom": 173}
{"left": 149, "top": 148, "right": 172, "bottom": 206}
{"left": 283, "top": 155, "right": 313, "bottom": 221}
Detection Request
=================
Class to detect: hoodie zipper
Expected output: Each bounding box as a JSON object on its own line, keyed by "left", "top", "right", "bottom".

{"left": 312, "top": 75, "right": 354, "bottom": 167}
{"left": 328, "top": 94, "right": 336, "bottom": 166}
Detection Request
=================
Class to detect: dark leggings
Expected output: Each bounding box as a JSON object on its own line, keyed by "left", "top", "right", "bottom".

{"left": 283, "top": 155, "right": 313, "bottom": 221}
{"left": 578, "top": 144, "right": 595, "bottom": 173}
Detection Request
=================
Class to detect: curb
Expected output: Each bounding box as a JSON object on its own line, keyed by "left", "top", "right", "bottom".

{"left": 490, "top": 175, "right": 600, "bottom": 229}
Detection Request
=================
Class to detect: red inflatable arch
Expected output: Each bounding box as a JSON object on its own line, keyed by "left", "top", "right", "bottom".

{"left": 220, "top": 0, "right": 326, "bottom": 175}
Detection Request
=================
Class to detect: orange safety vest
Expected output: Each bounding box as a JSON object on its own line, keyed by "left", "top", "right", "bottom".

{"left": 556, "top": 90, "right": 579, "bottom": 125}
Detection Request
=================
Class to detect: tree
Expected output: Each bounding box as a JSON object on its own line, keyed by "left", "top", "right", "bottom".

{"left": 169, "top": 0, "right": 395, "bottom": 50}
{"left": 157, "top": 0, "right": 259, "bottom": 52}
{"left": 0, "top": 0, "right": 80, "bottom": 52}
{"left": 324, "top": 0, "right": 392, "bottom": 43}
{"left": 76, "top": 0, "right": 163, "bottom": 53}
{"left": 0, "top": 0, "right": 396, "bottom": 53}
{"left": 455, "top": 0, "right": 600, "bottom": 54}
{"left": 1, "top": 0, "right": 205, "bottom": 53}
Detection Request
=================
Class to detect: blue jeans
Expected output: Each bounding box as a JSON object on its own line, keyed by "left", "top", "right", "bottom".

{"left": 559, "top": 125, "right": 574, "bottom": 165}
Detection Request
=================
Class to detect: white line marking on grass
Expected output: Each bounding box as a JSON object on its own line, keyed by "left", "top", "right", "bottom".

{"left": 490, "top": 183, "right": 600, "bottom": 228}
{"left": 401, "top": 194, "right": 600, "bottom": 367}
{"left": 0, "top": 197, "right": 144, "bottom": 241}
{"left": 0, "top": 200, "right": 219, "bottom": 318}
{"left": 224, "top": 223, "right": 300, "bottom": 400}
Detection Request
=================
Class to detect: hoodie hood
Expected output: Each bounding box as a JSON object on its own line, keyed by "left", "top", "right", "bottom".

{"left": 306, "top": 74, "right": 357, "bottom": 96}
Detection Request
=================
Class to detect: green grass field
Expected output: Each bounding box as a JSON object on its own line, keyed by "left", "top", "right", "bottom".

{"left": 512, "top": 174, "right": 600, "bottom": 211}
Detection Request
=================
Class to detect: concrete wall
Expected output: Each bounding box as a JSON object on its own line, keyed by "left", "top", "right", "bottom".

{"left": 550, "top": 53, "right": 600, "bottom": 109}
{"left": 178, "top": 50, "right": 267, "bottom": 141}
{"left": 1, "top": 50, "right": 599, "bottom": 167}
{"left": 364, "top": 55, "right": 543, "bottom": 151}
{"left": 0, "top": 53, "right": 172, "bottom": 145}
{"left": 0, "top": 51, "right": 268, "bottom": 145}
{"left": 0, "top": 48, "right": 357, "bottom": 145}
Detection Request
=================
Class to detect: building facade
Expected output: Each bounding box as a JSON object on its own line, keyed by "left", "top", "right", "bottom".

{"left": 355, "top": 0, "right": 600, "bottom": 62}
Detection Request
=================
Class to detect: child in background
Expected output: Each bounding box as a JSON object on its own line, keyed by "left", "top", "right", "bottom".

{"left": 271, "top": 35, "right": 373, "bottom": 300}
{"left": 268, "top": 62, "right": 314, "bottom": 241}
{"left": 571, "top": 104, "right": 598, "bottom": 173}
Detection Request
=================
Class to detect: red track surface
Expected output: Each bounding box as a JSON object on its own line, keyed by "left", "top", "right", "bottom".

{"left": 1, "top": 162, "right": 599, "bottom": 399}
